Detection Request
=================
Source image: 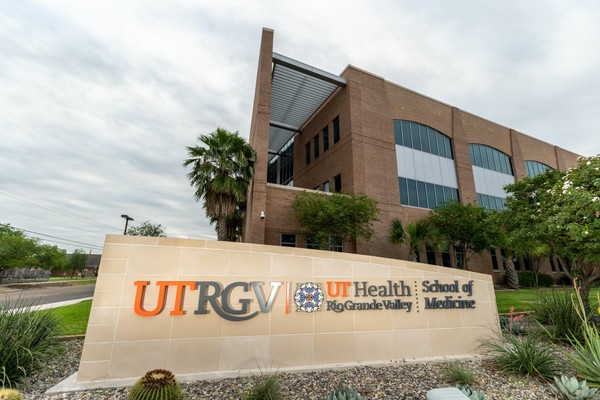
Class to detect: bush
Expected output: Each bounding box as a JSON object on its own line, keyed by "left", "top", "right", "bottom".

{"left": 0, "top": 299, "right": 62, "bottom": 387}
{"left": 442, "top": 363, "right": 475, "bottom": 385}
{"left": 478, "top": 333, "right": 564, "bottom": 379}
{"left": 558, "top": 275, "right": 573, "bottom": 286}
{"left": 531, "top": 290, "right": 586, "bottom": 342}
{"left": 516, "top": 272, "right": 553, "bottom": 288}
{"left": 243, "top": 373, "right": 284, "bottom": 400}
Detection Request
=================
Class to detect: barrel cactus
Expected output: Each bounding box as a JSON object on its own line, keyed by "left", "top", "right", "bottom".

{"left": 550, "top": 375, "right": 600, "bottom": 400}
{"left": 0, "top": 389, "right": 23, "bottom": 400}
{"left": 128, "top": 369, "right": 182, "bottom": 400}
{"left": 324, "top": 387, "right": 364, "bottom": 400}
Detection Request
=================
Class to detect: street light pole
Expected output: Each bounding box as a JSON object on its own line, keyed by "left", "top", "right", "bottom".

{"left": 121, "top": 214, "right": 134, "bottom": 235}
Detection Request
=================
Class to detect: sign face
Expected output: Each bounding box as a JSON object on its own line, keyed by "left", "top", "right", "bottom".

{"left": 77, "top": 236, "right": 499, "bottom": 384}
{"left": 133, "top": 279, "right": 478, "bottom": 321}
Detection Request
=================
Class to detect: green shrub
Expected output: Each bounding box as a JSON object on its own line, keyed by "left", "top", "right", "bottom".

{"left": 516, "top": 272, "right": 553, "bottom": 288}
{"left": 128, "top": 369, "right": 182, "bottom": 400}
{"left": 0, "top": 388, "right": 24, "bottom": 400}
{"left": 0, "top": 299, "right": 62, "bottom": 387}
{"left": 478, "top": 333, "right": 564, "bottom": 379}
{"left": 442, "top": 363, "right": 475, "bottom": 385}
{"left": 243, "top": 373, "right": 284, "bottom": 400}
{"left": 499, "top": 315, "right": 526, "bottom": 335}
{"left": 458, "top": 385, "right": 487, "bottom": 400}
{"left": 550, "top": 375, "right": 600, "bottom": 399}
{"left": 323, "top": 388, "right": 364, "bottom": 400}
{"left": 531, "top": 290, "right": 586, "bottom": 342}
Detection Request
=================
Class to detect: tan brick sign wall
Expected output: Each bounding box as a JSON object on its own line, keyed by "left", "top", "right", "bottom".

{"left": 77, "top": 235, "right": 499, "bottom": 382}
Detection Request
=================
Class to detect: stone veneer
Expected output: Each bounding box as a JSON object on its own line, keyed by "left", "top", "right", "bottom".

{"left": 77, "top": 234, "right": 499, "bottom": 382}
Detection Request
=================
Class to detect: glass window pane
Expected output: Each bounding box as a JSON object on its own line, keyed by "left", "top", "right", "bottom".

{"left": 399, "top": 177, "right": 408, "bottom": 205}
{"left": 477, "top": 193, "right": 482, "bottom": 206}
{"left": 420, "top": 125, "right": 430, "bottom": 153}
{"left": 451, "top": 188, "right": 459, "bottom": 201}
{"left": 407, "top": 179, "right": 418, "bottom": 206}
{"left": 480, "top": 145, "right": 488, "bottom": 169}
{"left": 435, "top": 185, "right": 445, "bottom": 207}
{"left": 393, "top": 120, "right": 402, "bottom": 145}
{"left": 416, "top": 181, "right": 427, "bottom": 208}
{"left": 443, "top": 186, "right": 452, "bottom": 202}
{"left": 410, "top": 123, "right": 421, "bottom": 151}
{"left": 437, "top": 133, "right": 446, "bottom": 158}
{"left": 474, "top": 144, "right": 482, "bottom": 167}
{"left": 426, "top": 183, "right": 436, "bottom": 209}
{"left": 401, "top": 121, "right": 412, "bottom": 148}
{"left": 428, "top": 128, "right": 438, "bottom": 155}
{"left": 481, "top": 194, "right": 490, "bottom": 209}
{"left": 469, "top": 144, "right": 475, "bottom": 165}
{"left": 493, "top": 150, "right": 501, "bottom": 172}
{"left": 486, "top": 147, "right": 495, "bottom": 171}
{"left": 496, "top": 196, "right": 504, "bottom": 210}
{"left": 445, "top": 137, "right": 453, "bottom": 159}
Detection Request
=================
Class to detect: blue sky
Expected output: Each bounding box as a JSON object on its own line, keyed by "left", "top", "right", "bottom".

{"left": 1, "top": 1, "right": 599, "bottom": 253}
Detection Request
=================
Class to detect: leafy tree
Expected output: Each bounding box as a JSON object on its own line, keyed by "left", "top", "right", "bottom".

{"left": 0, "top": 225, "right": 38, "bottom": 283}
{"left": 389, "top": 218, "right": 446, "bottom": 262}
{"left": 64, "top": 249, "right": 88, "bottom": 279}
{"left": 127, "top": 220, "right": 166, "bottom": 237}
{"left": 35, "top": 244, "right": 68, "bottom": 270}
{"left": 209, "top": 204, "right": 245, "bottom": 242}
{"left": 504, "top": 155, "right": 600, "bottom": 310}
{"left": 291, "top": 191, "right": 380, "bottom": 249}
{"left": 184, "top": 128, "right": 256, "bottom": 241}
{"left": 428, "top": 201, "right": 493, "bottom": 270}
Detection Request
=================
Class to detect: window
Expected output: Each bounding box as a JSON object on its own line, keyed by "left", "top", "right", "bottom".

{"left": 280, "top": 234, "right": 296, "bottom": 247}
{"left": 313, "top": 135, "right": 319, "bottom": 159}
{"left": 323, "top": 126, "right": 329, "bottom": 151}
{"left": 305, "top": 142, "right": 310, "bottom": 165}
{"left": 490, "top": 248, "right": 499, "bottom": 270}
{"left": 399, "top": 177, "right": 458, "bottom": 209}
{"left": 329, "top": 237, "right": 343, "bottom": 252}
{"left": 476, "top": 193, "right": 506, "bottom": 210}
{"left": 454, "top": 246, "right": 465, "bottom": 269}
{"left": 525, "top": 160, "right": 553, "bottom": 177}
{"left": 333, "top": 116, "right": 340, "bottom": 143}
{"left": 267, "top": 140, "right": 294, "bottom": 185}
{"left": 469, "top": 144, "right": 513, "bottom": 175}
{"left": 523, "top": 257, "right": 532, "bottom": 271}
{"left": 323, "top": 180, "right": 330, "bottom": 192}
{"left": 549, "top": 256, "right": 556, "bottom": 272}
{"left": 426, "top": 246, "right": 437, "bottom": 265}
{"left": 394, "top": 120, "right": 453, "bottom": 159}
{"left": 307, "top": 235, "right": 320, "bottom": 250}
{"left": 441, "top": 249, "right": 452, "bottom": 268}
{"left": 334, "top": 174, "right": 342, "bottom": 193}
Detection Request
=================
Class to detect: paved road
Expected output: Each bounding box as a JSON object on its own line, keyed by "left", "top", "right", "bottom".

{"left": 0, "top": 283, "right": 95, "bottom": 308}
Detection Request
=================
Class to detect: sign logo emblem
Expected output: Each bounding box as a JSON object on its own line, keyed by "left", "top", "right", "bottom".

{"left": 294, "top": 282, "right": 324, "bottom": 313}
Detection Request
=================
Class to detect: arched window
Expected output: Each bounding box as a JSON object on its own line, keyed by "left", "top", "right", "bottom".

{"left": 469, "top": 144, "right": 514, "bottom": 210}
{"left": 525, "top": 160, "right": 553, "bottom": 177}
{"left": 469, "top": 144, "right": 513, "bottom": 175}
{"left": 394, "top": 120, "right": 459, "bottom": 209}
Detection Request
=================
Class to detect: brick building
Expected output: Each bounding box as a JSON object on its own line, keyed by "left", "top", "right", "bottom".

{"left": 243, "top": 28, "right": 579, "bottom": 284}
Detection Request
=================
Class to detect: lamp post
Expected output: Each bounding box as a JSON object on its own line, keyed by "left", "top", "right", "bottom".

{"left": 121, "top": 214, "right": 134, "bottom": 235}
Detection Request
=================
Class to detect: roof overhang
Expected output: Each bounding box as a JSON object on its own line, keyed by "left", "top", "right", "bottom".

{"left": 268, "top": 53, "right": 346, "bottom": 159}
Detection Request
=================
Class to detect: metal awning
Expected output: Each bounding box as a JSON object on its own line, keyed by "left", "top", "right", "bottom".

{"left": 268, "top": 53, "right": 346, "bottom": 160}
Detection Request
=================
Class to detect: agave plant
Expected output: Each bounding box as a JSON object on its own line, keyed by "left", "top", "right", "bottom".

{"left": 458, "top": 385, "right": 488, "bottom": 400}
{"left": 550, "top": 375, "right": 600, "bottom": 400}
{"left": 324, "top": 387, "right": 364, "bottom": 400}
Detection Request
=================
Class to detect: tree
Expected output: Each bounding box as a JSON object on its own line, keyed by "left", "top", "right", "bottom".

{"left": 127, "top": 221, "right": 166, "bottom": 237}
{"left": 35, "top": 244, "right": 68, "bottom": 271}
{"left": 389, "top": 218, "right": 446, "bottom": 262}
{"left": 64, "top": 249, "right": 88, "bottom": 279}
{"left": 184, "top": 128, "right": 256, "bottom": 241}
{"left": 428, "top": 201, "right": 493, "bottom": 270}
{"left": 0, "top": 225, "right": 38, "bottom": 283}
{"left": 291, "top": 191, "right": 380, "bottom": 249}
{"left": 505, "top": 155, "right": 600, "bottom": 310}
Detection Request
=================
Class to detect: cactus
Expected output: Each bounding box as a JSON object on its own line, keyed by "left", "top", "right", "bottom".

{"left": 458, "top": 385, "right": 488, "bottom": 400}
{"left": 128, "top": 369, "right": 182, "bottom": 400}
{"left": 323, "top": 387, "right": 364, "bottom": 400}
{"left": 550, "top": 375, "right": 600, "bottom": 400}
{"left": 0, "top": 389, "right": 23, "bottom": 400}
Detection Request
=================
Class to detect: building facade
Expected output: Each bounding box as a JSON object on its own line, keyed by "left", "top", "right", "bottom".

{"left": 243, "top": 28, "right": 579, "bottom": 284}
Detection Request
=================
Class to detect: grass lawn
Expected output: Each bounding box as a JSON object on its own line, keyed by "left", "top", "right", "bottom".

{"left": 49, "top": 277, "right": 96, "bottom": 285}
{"left": 495, "top": 287, "right": 600, "bottom": 313}
{"left": 52, "top": 300, "right": 92, "bottom": 335}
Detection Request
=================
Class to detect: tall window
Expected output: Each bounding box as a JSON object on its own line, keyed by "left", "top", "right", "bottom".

{"left": 267, "top": 140, "right": 294, "bottom": 185}
{"left": 323, "top": 180, "right": 330, "bottom": 192}
{"left": 525, "top": 160, "right": 552, "bottom": 177}
{"left": 469, "top": 144, "right": 514, "bottom": 210}
{"left": 454, "top": 246, "right": 465, "bottom": 269}
{"left": 334, "top": 174, "right": 342, "bottom": 192}
{"left": 441, "top": 249, "right": 452, "bottom": 268}
{"left": 305, "top": 142, "right": 310, "bottom": 165}
{"left": 469, "top": 144, "right": 513, "bottom": 175}
{"left": 323, "top": 126, "right": 329, "bottom": 151}
{"left": 426, "top": 246, "right": 436, "bottom": 265}
{"left": 333, "top": 116, "right": 340, "bottom": 143}
{"left": 490, "top": 248, "right": 499, "bottom": 270}
{"left": 313, "top": 135, "right": 319, "bottom": 159}
{"left": 394, "top": 120, "right": 459, "bottom": 210}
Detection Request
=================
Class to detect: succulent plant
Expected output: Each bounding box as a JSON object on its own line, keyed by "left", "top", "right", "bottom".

{"left": 323, "top": 387, "right": 364, "bottom": 400}
{"left": 550, "top": 375, "right": 600, "bottom": 400}
{"left": 499, "top": 316, "right": 526, "bottom": 335}
{"left": 458, "top": 385, "right": 488, "bottom": 400}
{"left": 128, "top": 369, "right": 182, "bottom": 400}
{"left": 0, "top": 388, "right": 24, "bottom": 400}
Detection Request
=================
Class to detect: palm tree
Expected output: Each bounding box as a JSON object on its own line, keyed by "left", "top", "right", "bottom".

{"left": 389, "top": 218, "right": 446, "bottom": 262}
{"left": 183, "top": 128, "right": 256, "bottom": 241}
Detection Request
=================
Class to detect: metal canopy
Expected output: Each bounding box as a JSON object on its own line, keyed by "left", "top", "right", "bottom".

{"left": 268, "top": 53, "right": 346, "bottom": 159}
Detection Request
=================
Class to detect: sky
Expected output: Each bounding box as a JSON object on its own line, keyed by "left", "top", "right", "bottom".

{"left": 1, "top": 1, "right": 599, "bottom": 254}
